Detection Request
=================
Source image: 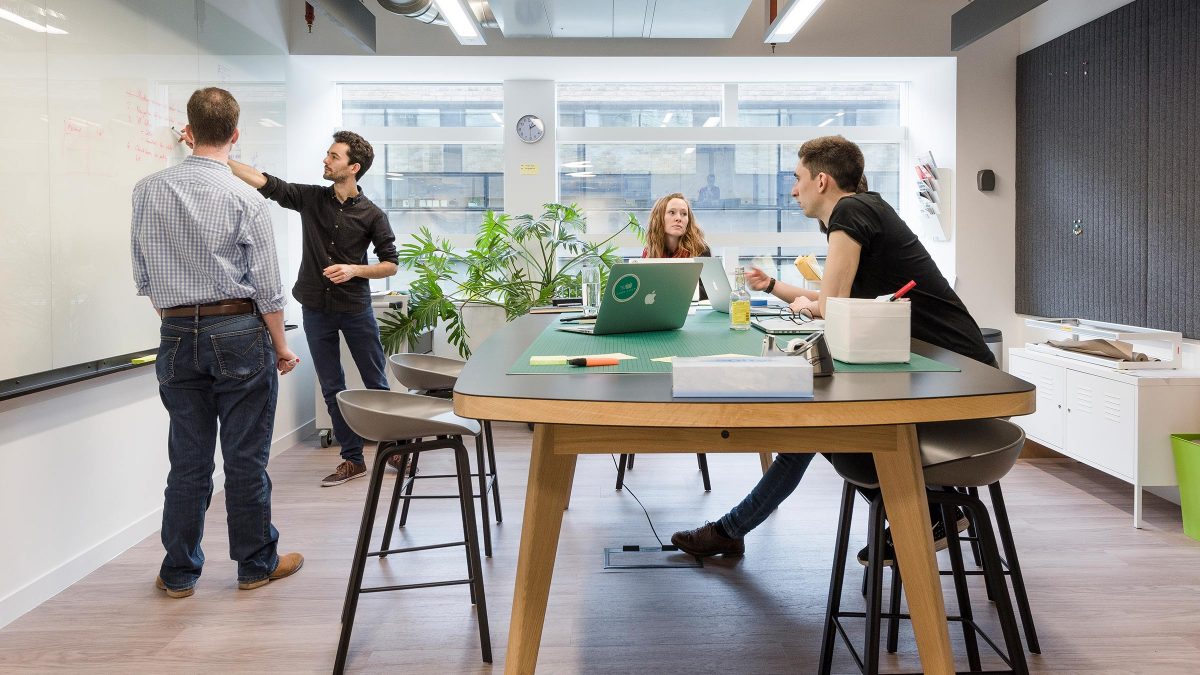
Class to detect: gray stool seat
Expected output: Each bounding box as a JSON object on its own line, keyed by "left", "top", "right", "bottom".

{"left": 389, "top": 353, "right": 464, "bottom": 392}
{"left": 337, "top": 389, "right": 480, "bottom": 440}
{"left": 828, "top": 418, "right": 1025, "bottom": 489}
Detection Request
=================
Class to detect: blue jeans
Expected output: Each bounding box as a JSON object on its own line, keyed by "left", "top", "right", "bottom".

{"left": 302, "top": 305, "right": 389, "bottom": 465}
{"left": 157, "top": 313, "right": 280, "bottom": 590}
{"left": 718, "top": 452, "right": 816, "bottom": 539}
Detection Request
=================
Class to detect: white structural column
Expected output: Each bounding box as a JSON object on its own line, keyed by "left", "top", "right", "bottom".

{"left": 503, "top": 80, "right": 558, "bottom": 221}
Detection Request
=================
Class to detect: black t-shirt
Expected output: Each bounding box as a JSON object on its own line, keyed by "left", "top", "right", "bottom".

{"left": 825, "top": 193, "right": 995, "bottom": 366}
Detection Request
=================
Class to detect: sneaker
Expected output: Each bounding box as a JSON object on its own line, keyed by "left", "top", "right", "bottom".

{"left": 238, "top": 552, "right": 304, "bottom": 590}
{"left": 670, "top": 522, "right": 746, "bottom": 557}
{"left": 321, "top": 460, "right": 367, "bottom": 487}
{"left": 385, "top": 450, "right": 417, "bottom": 477}
{"left": 856, "top": 509, "right": 971, "bottom": 567}
{"left": 154, "top": 576, "right": 194, "bottom": 599}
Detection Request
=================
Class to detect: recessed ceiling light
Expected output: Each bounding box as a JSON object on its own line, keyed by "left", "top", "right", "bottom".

{"left": 764, "top": 0, "right": 824, "bottom": 44}
{"left": 432, "top": 0, "right": 485, "bottom": 46}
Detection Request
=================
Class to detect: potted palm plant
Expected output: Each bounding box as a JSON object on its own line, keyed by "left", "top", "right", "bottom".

{"left": 379, "top": 203, "right": 643, "bottom": 358}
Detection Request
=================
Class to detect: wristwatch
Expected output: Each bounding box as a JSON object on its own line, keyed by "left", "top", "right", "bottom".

{"left": 765, "top": 277, "right": 776, "bottom": 294}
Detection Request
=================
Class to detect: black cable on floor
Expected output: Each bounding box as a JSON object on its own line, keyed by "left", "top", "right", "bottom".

{"left": 610, "top": 454, "right": 665, "bottom": 547}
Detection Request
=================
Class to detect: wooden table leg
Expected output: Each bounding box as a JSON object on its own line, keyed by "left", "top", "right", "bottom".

{"left": 505, "top": 424, "right": 576, "bottom": 675}
{"left": 758, "top": 452, "right": 773, "bottom": 475}
{"left": 563, "top": 451, "right": 577, "bottom": 511}
{"left": 873, "top": 424, "right": 954, "bottom": 675}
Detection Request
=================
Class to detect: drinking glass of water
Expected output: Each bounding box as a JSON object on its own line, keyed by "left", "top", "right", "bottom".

{"left": 581, "top": 264, "right": 602, "bottom": 317}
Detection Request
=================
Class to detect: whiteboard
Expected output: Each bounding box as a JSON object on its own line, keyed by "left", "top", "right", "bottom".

{"left": 0, "top": 0, "right": 287, "bottom": 382}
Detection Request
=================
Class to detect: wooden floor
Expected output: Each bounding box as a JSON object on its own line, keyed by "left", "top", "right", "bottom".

{"left": 2, "top": 422, "right": 1199, "bottom": 673}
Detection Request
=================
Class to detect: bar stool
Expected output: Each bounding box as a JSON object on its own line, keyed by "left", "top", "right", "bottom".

{"left": 873, "top": 482, "right": 1040, "bottom": 660}
{"left": 385, "top": 353, "right": 502, "bottom": 557}
{"left": 334, "top": 389, "right": 491, "bottom": 673}
{"left": 819, "top": 419, "right": 1032, "bottom": 675}
{"left": 615, "top": 451, "right": 712, "bottom": 491}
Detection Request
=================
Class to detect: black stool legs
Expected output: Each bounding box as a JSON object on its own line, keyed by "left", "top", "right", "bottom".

{"left": 820, "top": 484, "right": 1030, "bottom": 675}
{"left": 334, "top": 437, "right": 491, "bottom": 673}
{"left": 818, "top": 482, "right": 858, "bottom": 674}
{"left": 988, "top": 482, "right": 1040, "bottom": 654}
{"left": 385, "top": 426, "right": 502, "bottom": 558}
{"left": 615, "top": 452, "right": 712, "bottom": 491}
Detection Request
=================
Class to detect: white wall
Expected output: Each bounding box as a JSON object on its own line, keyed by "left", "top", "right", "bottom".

{"left": 0, "top": 0, "right": 319, "bottom": 630}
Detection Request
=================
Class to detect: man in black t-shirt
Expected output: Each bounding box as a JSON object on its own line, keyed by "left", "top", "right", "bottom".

{"left": 672, "top": 135, "right": 994, "bottom": 559}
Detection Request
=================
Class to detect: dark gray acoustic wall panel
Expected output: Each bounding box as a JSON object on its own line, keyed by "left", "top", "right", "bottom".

{"left": 1016, "top": 1, "right": 1148, "bottom": 326}
{"left": 1146, "top": 0, "right": 1200, "bottom": 337}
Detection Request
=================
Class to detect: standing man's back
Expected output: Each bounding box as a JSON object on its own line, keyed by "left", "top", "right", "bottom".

{"left": 131, "top": 87, "right": 303, "bottom": 598}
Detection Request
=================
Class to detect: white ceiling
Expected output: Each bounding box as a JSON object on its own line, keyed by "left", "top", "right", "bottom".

{"left": 487, "top": 0, "right": 756, "bottom": 39}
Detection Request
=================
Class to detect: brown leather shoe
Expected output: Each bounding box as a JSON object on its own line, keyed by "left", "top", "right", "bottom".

{"left": 238, "top": 552, "right": 304, "bottom": 590}
{"left": 670, "top": 522, "right": 745, "bottom": 557}
{"left": 321, "top": 460, "right": 367, "bottom": 487}
{"left": 154, "top": 576, "right": 194, "bottom": 598}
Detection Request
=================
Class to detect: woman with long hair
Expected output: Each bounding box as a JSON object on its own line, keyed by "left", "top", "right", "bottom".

{"left": 643, "top": 192, "right": 711, "bottom": 259}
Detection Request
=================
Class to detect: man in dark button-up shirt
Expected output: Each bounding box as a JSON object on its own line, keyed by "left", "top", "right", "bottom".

{"left": 229, "top": 131, "right": 398, "bottom": 487}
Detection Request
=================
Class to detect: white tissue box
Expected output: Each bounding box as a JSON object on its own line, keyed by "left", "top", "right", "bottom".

{"left": 672, "top": 356, "right": 813, "bottom": 398}
{"left": 824, "top": 297, "right": 911, "bottom": 363}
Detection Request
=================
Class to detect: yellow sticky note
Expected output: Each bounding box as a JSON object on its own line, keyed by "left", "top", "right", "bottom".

{"left": 529, "top": 355, "right": 568, "bottom": 366}
{"left": 520, "top": 163, "right": 539, "bottom": 175}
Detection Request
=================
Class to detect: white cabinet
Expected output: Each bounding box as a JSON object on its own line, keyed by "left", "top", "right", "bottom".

{"left": 1009, "top": 347, "right": 1200, "bottom": 528}
{"left": 1008, "top": 356, "right": 1066, "bottom": 448}
{"left": 1064, "top": 370, "right": 1137, "bottom": 479}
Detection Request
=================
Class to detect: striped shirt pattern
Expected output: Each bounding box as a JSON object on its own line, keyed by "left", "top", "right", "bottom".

{"left": 131, "top": 155, "right": 285, "bottom": 314}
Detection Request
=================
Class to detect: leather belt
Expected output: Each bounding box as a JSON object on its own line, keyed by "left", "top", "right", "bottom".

{"left": 160, "top": 299, "right": 255, "bottom": 318}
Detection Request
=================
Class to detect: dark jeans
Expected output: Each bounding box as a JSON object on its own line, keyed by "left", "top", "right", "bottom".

{"left": 720, "top": 452, "right": 817, "bottom": 539}
{"left": 157, "top": 312, "right": 280, "bottom": 591}
{"left": 717, "top": 452, "right": 948, "bottom": 540}
{"left": 303, "top": 305, "right": 389, "bottom": 465}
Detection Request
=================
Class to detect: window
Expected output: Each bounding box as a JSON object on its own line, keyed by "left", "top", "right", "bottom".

{"left": 558, "top": 83, "right": 722, "bottom": 128}
{"left": 738, "top": 82, "right": 901, "bottom": 127}
{"left": 340, "top": 83, "right": 503, "bottom": 127}
{"left": 340, "top": 84, "right": 505, "bottom": 289}
{"left": 557, "top": 82, "right": 906, "bottom": 285}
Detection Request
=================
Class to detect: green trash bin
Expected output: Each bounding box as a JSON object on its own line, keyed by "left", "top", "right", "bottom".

{"left": 1171, "top": 434, "right": 1200, "bottom": 541}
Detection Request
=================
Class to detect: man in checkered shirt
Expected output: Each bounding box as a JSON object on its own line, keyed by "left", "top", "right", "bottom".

{"left": 131, "top": 87, "right": 303, "bottom": 598}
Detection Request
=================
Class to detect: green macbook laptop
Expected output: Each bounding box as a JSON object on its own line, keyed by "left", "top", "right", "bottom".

{"left": 557, "top": 261, "right": 702, "bottom": 335}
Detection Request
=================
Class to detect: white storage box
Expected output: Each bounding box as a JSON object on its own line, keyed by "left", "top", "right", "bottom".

{"left": 672, "top": 356, "right": 813, "bottom": 398}
{"left": 824, "top": 298, "right": 911, "bottom": 363}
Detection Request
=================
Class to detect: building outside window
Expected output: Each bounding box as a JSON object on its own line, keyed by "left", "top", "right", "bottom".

{"left": 556, "top": 82, "right": 905, "bottom": 288}
{"left": 341, "top": 84, "right": 505, "bottom": 288}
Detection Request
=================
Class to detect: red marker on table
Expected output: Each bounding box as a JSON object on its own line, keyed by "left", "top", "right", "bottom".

{"left": 889, "top": 280, "right": 916, "bottom": 302}
{"left": 567, "top": 357, "right": 620, "bottom": 367}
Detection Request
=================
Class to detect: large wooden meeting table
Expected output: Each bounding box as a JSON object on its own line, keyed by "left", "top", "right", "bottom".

{"left": 453, "top": 314, "right": 1035, "bottom": 674}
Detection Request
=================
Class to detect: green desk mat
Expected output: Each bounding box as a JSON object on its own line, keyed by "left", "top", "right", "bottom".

{"left": 509, "top": 310, "right": 959, "bottom": 374}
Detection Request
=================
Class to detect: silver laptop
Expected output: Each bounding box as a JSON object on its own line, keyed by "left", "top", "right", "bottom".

{"left": 557, "top": 261, "right": 701, "bottom": 335}
{"left": 699, "top": 258, "right": 788, "bottom": 315}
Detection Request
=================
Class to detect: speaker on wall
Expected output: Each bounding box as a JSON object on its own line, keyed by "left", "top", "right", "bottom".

{"left": 977, "top": 169, "right": 996, "bottom": 191}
